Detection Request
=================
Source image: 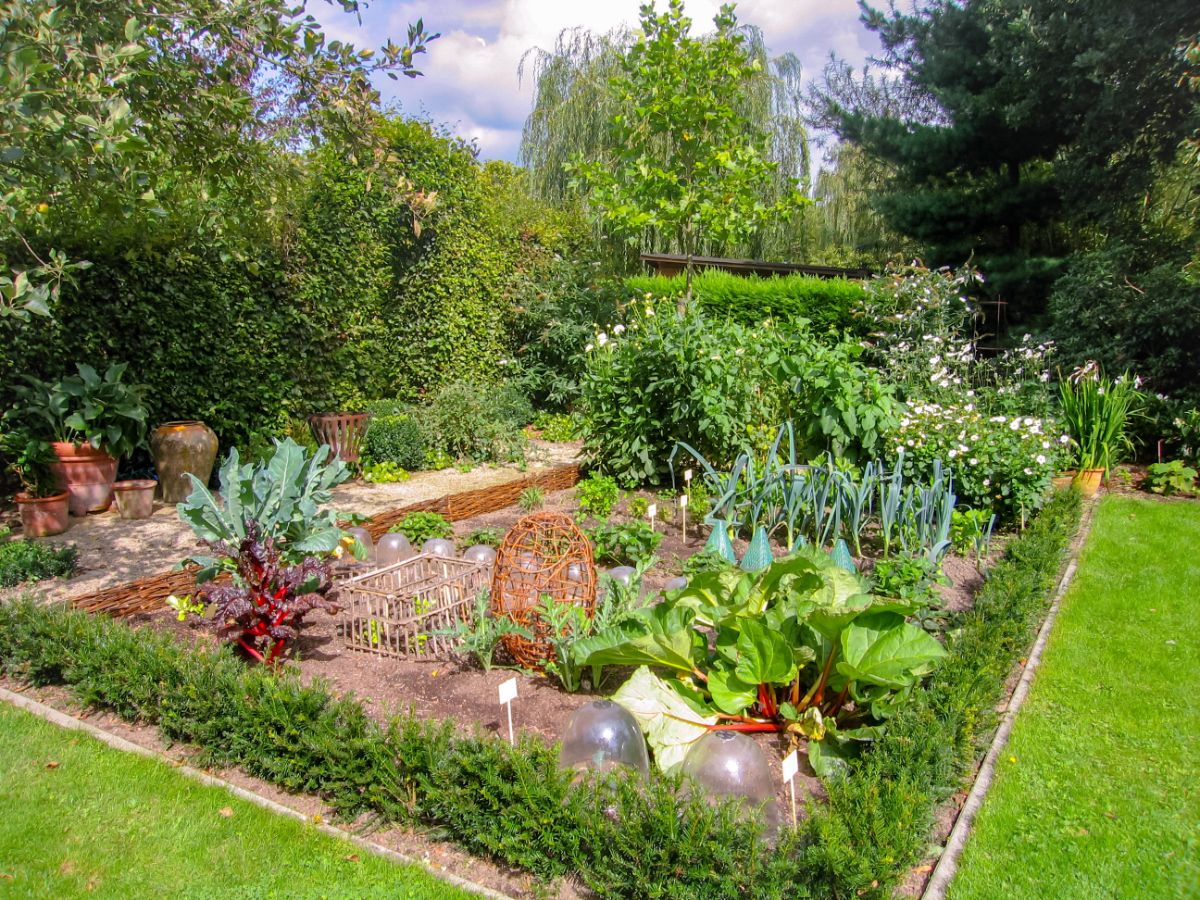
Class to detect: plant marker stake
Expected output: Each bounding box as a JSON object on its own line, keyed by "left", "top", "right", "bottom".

{"left": 499, "top": 677, "right": 518, "bottom": 746}
{"left": 647, "top": 502, "right": 657, "bottom": 532}
{"left": 782, "top": 748, "right": 799, "bottom": 826}
{"left": 684, "top": 468, "right": 693, "bottom": 485}
{"left": 679, "top": 493, "right": 689, "bottom": 543}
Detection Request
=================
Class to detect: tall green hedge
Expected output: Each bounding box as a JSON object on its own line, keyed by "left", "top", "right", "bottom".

{"left": 627, "top": 270, "right": 866, "bottom": 331}
{"left": 0, "top": 120, "right": 556, "bottom": 451}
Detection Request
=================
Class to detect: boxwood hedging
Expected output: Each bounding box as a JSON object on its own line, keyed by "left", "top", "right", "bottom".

{"left": 0, "top": 490, "right": 1081, "bottom": 898}
{"left": 626, "top": 270, "right": 866, "bottom": 332}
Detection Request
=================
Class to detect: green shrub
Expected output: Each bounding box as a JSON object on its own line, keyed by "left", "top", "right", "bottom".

{"left": 1146, "top": 459, "right": 1197, "bottom": 495}
{"left": 362, "top": 413, "right": 426, "bottom": 469}
{"left": 579, "top": 301, "right": 794, "bottom": 485}
{"left": 361, "top": 461, "right": 411, "bottom": 483}
{"left": 531, "top": 411, "right": 578, "bottom": 442}
{"left": 419, "top": 381, "right": 530, "bottom": 464}
{"left": 0, "top": 541, "right": 78, "bottom": 587}
{"left": 389, "top": 512, "right": 453, "bottom": 546}
{"left": 626, "top": 270, "right": 865, "bottom": 332}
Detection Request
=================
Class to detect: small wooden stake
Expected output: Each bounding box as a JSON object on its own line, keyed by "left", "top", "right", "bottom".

{"left": 499, "top": 677, "right": 518, "bottom": 745}
{"left": 782, "top": 748, "right": 799, "bottom": 826}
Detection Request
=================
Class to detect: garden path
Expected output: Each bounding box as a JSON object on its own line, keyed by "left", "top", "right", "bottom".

{"left": 4, "top": 440, "right": 580, "bottom": 605}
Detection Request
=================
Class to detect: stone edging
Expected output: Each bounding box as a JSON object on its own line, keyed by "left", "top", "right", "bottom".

{"left": 0, "top": 686, "right": 516, "bottom": 900}
{"left": 921, "top": 495, "right": 1099, "bottom": 899}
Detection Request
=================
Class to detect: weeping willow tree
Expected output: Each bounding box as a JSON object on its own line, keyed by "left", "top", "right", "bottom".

{"left": 518, "top": 11, "right": 811, "bottom": 266}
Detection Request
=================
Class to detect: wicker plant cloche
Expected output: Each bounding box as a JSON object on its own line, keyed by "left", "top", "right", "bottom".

{"left": 489, "top": 511, "right": 597, "bottom": 669}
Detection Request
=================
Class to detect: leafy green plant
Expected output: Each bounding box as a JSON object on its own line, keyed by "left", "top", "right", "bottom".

{"left": 870, "top": 553, "right": 946, "bottom": 614}
{"left": 0, "top": 539, "right": 78, "bottom": 587}
{"left": 362, "top": 413, "right": 426, "bottom": 470}
{"left": 518, "top": 486, "right": 545, "bottom": 512}
{"left": 0, "top": 432, "right": 59, "bottom": 497}
{"left": 627, "top": 495, "right": 650, "bottom": 518}
{"left": 951, "top": 508, "right": 998, "bottom": 561}
{"left": 389, "top": 511, "right": 454, "bottom": 546}
{"left": 680, "top": 549, "right": 736, "bottom": 578}
{"left": 576, "top": 473, "right": 620, "bottom": 520}
{"left": 575, "top": 546, "right": 947, "bottom": 774}
{"left": 461, "top": 527, "right": 505, "bottom": 549}
{"left": 423, "top": 447, "right": 455, "bottom": 470}
{"left": 538, "top": 596, "right": 593, "bottom": 692}
{"left": 1058, "top": 365, "right": 1143, "bottom": 474}
{"left": 177, "top": 439, "right": 359, "bottom": 576}
{"left": 361, "top": 461, "right": 411, "bottom": 483}
{"left": 8, "top": 362, "right": 148, "bottom": 459}
{"left": 587, "top": 521, "right": 663, "bottom": 566}
{"left": 419, "top": 381, "right": 530, "bottom": 465}
{"left": 531, "top": 412, "right": 579, "bottom": 442}
{"left": 442, "top": 592, "right": 533, "bottom": 672}
{"left": 1145, "top": 460, "right": 1197, "bottom": 496}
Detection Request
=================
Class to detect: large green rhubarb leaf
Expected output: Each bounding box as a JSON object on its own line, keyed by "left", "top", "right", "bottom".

{"left": 836, "top": 612, "right": 947, "bottom": 689}
{"left": 572, "top": 603, "right": 704, "bottom": 675}
{"left": 611, "top": 666, "right": 717, "bottom": 774}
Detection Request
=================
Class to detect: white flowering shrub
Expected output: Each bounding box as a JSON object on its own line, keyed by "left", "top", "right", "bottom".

{"left": 890, "top": 402, "right": 1068, "bottom": 522}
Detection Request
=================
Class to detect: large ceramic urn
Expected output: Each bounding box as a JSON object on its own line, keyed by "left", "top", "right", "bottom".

{"left": 150, "top": 420, "right": 219, "bottom": 504}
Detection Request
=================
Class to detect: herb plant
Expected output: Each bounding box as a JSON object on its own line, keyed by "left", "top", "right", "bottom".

{"left": 389, "top": 511, "right": 453, "bottom": 546}
{"left": 462, "top": 527, "right": 505, "bottom": 549}
{"left": 442, "top": 592, "right": 533, "bottom": 671}
{"left": 576, "top": 473, "right": 620, "bottom": 520}
{"left": 0, "top": 432, "right": 60, "bottom": 497}
{"left": 587, "top": 521, "right": 663, "bottom": 566}
{"left": 518, "top": 486, "right": 545, "bottom": 512}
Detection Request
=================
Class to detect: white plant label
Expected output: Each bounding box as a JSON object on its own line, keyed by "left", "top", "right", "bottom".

{"left": 684, "top": 468, "right": 693, "bottom": 482}
{"left": 647, "top": 503, "right": 657, "bottom": 519}
{"left": 679, "top": 494, "right": 689, "bottom": 507}
{"left": 782, "top": 748, "right": 799, "bottom": 825}
{"left": 499, "top": 677, "right": 518, "bottom": 745}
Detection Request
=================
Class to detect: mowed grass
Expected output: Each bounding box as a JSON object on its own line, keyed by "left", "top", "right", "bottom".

{"left": 951, "top": 496, "right": 1200, "bottom": 899}
{"left": 0, "top": 704, "right": 471, "bottom": 899}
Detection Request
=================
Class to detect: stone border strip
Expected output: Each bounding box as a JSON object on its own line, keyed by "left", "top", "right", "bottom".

{"left": 0, "top": 686, "right": 516, "bottom": 900}
{"left": 921, "top": 495, "right": 1099, "bottom": 899}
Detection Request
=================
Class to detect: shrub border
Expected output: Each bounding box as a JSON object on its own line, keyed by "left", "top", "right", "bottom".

{"left": 0, "top": 489, "right": 1083, "bottom": 898}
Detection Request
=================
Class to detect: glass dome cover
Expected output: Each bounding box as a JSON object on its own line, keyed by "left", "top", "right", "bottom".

{"left": 376, "top": 531, "right": 413, "bottom": 566}
{"left": 680, "top": 730, "right": 780, "bottom": 838}
{"left": 558, "top": 700, "right": 649, "bottom": 778}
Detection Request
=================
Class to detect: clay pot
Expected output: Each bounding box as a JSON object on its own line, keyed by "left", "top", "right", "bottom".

{"left": 308, "top": 412, "right": 370, "bottom": 463}
{"left": 15, "top": 492, "right": 70, "bottom": 537}
{"left": 1073, "top": 468, "right": 1104, "bottom": 497}
{"left": 1051, "top": 472, "right": 1076, "bottom": 491}
{"left": 112, "top": 479, "right": 157, "bottom": 519}
{"left": 50, "top": 442, "right": 118, "bottom": 516}
{"left": 151, "top": 421, "right": 218, "bottom": 504}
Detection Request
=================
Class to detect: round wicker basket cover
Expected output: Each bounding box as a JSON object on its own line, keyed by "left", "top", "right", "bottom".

{"left": 490, "top": 511, "right": 597, "bottom": 668}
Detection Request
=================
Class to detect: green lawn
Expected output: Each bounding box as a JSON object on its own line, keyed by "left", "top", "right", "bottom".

{"left": 0, "top": 704, "right": 472, "bottom": 899}
{"left": 951, "top": 496, "right": 1200, "bottom": 899}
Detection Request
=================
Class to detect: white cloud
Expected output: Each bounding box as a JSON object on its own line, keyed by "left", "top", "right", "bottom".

{"left": 316, "top": 0, "right": 879, "bottom": 162}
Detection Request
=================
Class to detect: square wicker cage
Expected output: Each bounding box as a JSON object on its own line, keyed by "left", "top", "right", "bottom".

{"left": 340, "top": 553, "right": 490, "bottom": 658}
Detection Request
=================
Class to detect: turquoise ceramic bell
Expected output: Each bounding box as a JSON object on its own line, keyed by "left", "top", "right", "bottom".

{"left": 704, "top": 519, "right": 737, "bottom": 564}
{"left": 791, "top": 534, "right": 808, "bottom": 552}
{"left": 740, "top": 526, "right": 773, "bottom": 572}
{"left": 831, "top": 538, "right": 856, "bottom": 572}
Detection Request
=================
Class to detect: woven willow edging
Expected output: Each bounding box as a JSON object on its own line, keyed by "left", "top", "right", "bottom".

{"left": 69, "top": 464, "right": 580, "bottom": 617}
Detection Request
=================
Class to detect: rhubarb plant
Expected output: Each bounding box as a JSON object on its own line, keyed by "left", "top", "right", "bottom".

{"left": 575, "top": 547, "right": 946, "bottom": 776}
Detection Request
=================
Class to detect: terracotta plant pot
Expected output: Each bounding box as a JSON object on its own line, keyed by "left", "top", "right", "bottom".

{"left": 15, "top": 492, "right": 70, "bottom": 537}
{"left": 1051, "top": 472, "right": 1076, "bottom": 490}
{"left": 112, "top": 479, "right": 157, "bottom": 519}
{"left": 49, "top": 442, "right": 118, "bottom": 516}
{"left": 308, "top": 412, "right": 370, "bottom": 463}
{"left": 151, "top": 420, "right": 219, "bottom": 504}
{"left": 1072, "top": 468, "right": 1104, "bottom": 497}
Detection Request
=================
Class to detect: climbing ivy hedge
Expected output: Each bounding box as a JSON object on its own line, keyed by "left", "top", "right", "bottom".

{"left": 0, "top": 121, "right": 566, "bottom": 451}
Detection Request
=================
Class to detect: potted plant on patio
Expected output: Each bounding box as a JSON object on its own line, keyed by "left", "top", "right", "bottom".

{"left": 7, "top": 363, "right": 149, "bottom": 515}
{"left": 2, "top": 432, "right": 70, "bottom": 537}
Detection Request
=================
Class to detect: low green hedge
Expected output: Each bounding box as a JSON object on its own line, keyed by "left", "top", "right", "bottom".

{"left": 0, "top": 540, "right": 78, "bottom": 588}
{"left": 0, "top": 490, "right": 1081, "bottom": 897}
{"left": 362, "top": 414, "right": 427, "bottom": 470}
{"left": 626, "top": 271, "right": 866, "bottom": 332}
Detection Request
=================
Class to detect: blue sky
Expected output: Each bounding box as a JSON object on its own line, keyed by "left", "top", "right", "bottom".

{"left": 317, "top": 0, "right": 881, "bottom": 166}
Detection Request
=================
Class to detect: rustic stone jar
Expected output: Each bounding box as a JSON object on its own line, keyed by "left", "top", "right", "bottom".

{"left": 150, "top": 420, "right": 219, "bottom": 504}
